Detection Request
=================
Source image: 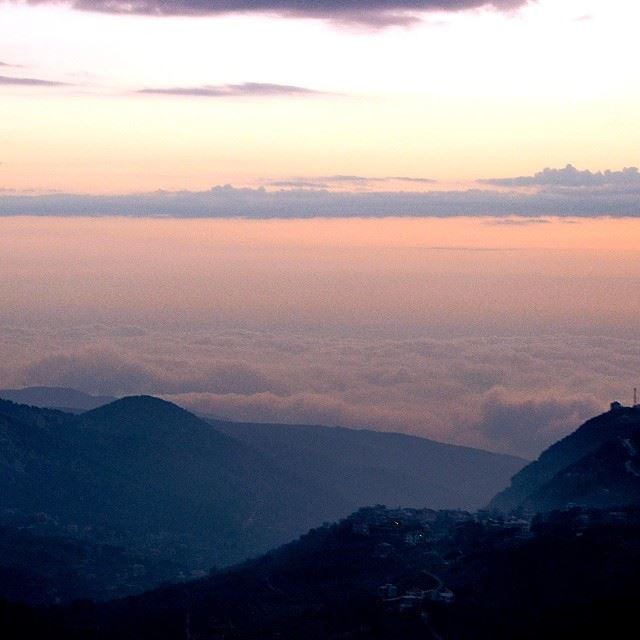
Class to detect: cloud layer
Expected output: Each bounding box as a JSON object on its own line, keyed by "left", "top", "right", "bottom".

{"left": 269, "top": 175, "right": 437, "bottom": 188}
{"left": 137, "top": 82, "right": 328, "bottom": 98}
{"left": 1, "top": 321, "right": 630, "bottom": 458}
{"left": 481, "top": 164, "right": 640, "bottom": 189}
{"left": 2, "top": 165, "right": 640, "bottom": 217}
{"left": 34, "top": 1, "right": 529, "bottom": 26}
{"left": 0, "top": 74, "right": 67, "bottom": 87}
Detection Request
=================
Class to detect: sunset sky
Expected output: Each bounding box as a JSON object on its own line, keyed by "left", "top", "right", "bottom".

{"left": 0, "top": 0, "right": 638, "bottom": 206}
{"left": 2, "top": 0, "right": 640, "bottom": 457}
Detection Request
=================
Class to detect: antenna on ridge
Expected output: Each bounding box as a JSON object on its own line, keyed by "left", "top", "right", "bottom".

{"left": 634, "top": 387, "right": 638, "bottom": 407}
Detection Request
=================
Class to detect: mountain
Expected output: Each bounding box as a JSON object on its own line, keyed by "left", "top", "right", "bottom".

{"left": 9, "top": 505, "right": 639, "bottom": 640}
{"left": 521, "top": 431, "right": 640, "bottom": 512}
{"left": 2, "top": 398, "right": 640, "bottom": 634}
{"left": 0, "top": 522, "right": 185, "bottom": 605}
{"left": 0, "top": 396, "right": 336, "bottom": 569}
{"left": 0, "top": 394, "right": 524, "bottom": 597}
{"left": 66, "top": 397, "right": 338, "bottom": 561}
{"left": 0, "top": 387, "right": 115, "bottom": 412}
{"left": 489, "top": 404, "right": 640, "bottom": 513}
{"left": 0, "top": 401, "right": 108, "bottom": 520}
{"left": 211, "top": 420, "right": 527, "bottom": 511}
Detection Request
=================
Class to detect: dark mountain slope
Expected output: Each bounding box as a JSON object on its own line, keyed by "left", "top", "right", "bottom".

{"left": 0, "top": 401, "right": 114, "bottom": 521}
{"left": 0, "top": 397, "right": 344, "bottom": 569}
{"left": 14, "top": 506, "right": 640, "bottom": 640}
{"left": 522, "top": 431, "right": 640, "bottom": 512}
{"left": 0, "top": 387, "right": 115, "bottom": 412}
{"left": 489, "top": 405, "right": 640, "bottom": 512}
{"left": 0, "top": 398, "right": 69, "bottom": 430}
{"left": 0, "top": 523, "right": 184, "bottom": 605}
{"left": 65, "top": 397, "right": 341, "bottom": 559}
{"left": 0, "top": 394, "right": 525, "bottom": 581}
{"left": 210, "top": 420, "right": 527, "bottom": 511}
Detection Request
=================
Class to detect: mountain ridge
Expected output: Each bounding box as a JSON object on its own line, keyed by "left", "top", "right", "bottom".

{"left": 489, "top": 404, "right": 640, "bottom": 512}
{"left": 209, "top": 418, "right": 527, "bottom": 511}
{"left": 0, "top": 386, "right": 116, "bottom": 412}
{"left": 0, "top": 394, "right": 524, "bottom": 575}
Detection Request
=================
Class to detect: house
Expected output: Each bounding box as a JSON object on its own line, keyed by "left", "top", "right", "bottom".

{"left": 429, "top": 587, "right": 455, "bottom": 605}
{"left": 404, "top": 530, "right": 428, "bottom": 546}
{"left": 377, "top": 583, "right": 398, "bottom": 599}
{"left": 398, "top": 594, "right": 423, "bottom": 611}
{"left": 503, "top": 518, "right": 530, "bottom": 533}
{"left": 383, "top": 594, "right": 424, "bottom": 612}
{"left": 418, "top": 509, "right": 439, "bottom": 524}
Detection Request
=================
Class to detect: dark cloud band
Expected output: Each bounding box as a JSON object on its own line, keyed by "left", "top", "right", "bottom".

{"left": 1, "top": 167, "right": 640, "bottom": 217}
{"left": 137, "top": 82, "right": 327, "bottom": 97}
{"left": 269, "top": 175, "right": 437, "bottom": 187}
{"left": 26, "top": 1, "right": 529, "bottom": 25}
{"left": 481, "top": 164, "right": 640, "bottom": 188}
{"left": 0, "top": 74, "right": 68, "bottom": 86}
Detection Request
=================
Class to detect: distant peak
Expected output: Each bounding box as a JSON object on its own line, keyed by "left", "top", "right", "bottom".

{"left": 74, "top": 394, "right": 234, "bottom": 443}
{"left": 108, "top": 395, "right": 172, "bottom": 406}
{"left": 78, "top": 394, "right": 204, "bottom": 428}
{"left": 87, "top": 395, "right": 185, "bottom": 414}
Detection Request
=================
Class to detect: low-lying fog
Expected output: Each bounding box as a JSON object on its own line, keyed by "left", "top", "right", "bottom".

{"left": 2, "top": 215, "right": 640, "bottom": 458}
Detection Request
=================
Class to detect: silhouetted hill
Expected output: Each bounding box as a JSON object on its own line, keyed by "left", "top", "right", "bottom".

{"left": 9, "top": 505, "right": 639, "bottom": 640}
{"left": 210, "top": 420, "right": 527, "bottom": 511}
{"left": 0, "top": 401, "right": 111, "bottom": 521}
{"left": 0, "top": 394, "right": 526, "bottom": 603}
{"left": 0, "top": 522, "right": 185, "bottom": 604}
{"left": 0, "top": 387, "right": 115, "bottom": 412}
{"left": 489, "top": 405, "right": 640, "bottom": 512}
{"left": 0, "top": 396, "right": 340, "bottom": 569}
{"left": 2, "top": 395, "right": 640, "bottom": 637}
{"left": 66, "top": 397, "right": 338, "bottom": 560}
{"left": 522, "top": 431, "right": 640, "bottom": 512}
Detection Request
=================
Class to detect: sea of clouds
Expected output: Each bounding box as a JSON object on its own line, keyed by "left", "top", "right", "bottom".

{"left": 2, "top": 321, "right": 634, "bottom": 458}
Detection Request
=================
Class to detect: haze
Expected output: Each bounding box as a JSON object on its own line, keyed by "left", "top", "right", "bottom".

{"left": 2, "top": 215, "right": 640, "bottom": 458}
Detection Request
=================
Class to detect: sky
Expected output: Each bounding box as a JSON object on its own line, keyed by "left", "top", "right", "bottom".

{"left": 0, "top": 0, "right": 638, "bottom": 210}
{"left": 1, "top": 0, "right": 640, "bottom": 458}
